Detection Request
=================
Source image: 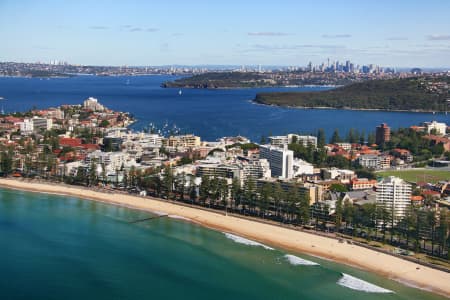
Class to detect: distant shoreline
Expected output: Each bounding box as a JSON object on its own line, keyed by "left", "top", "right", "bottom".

{"left": 0, "top": 178, "right": 449, "bottom": 298}
{"left": 162, "top": 84, "right": 338, "bottom": 90}
{"left": 252, "top": 99, "right": 446, "bottom": 114}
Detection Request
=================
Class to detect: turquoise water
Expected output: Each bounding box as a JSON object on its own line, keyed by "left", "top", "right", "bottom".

{"left": 0, "top": 188, "right": 447, "bottom": 300}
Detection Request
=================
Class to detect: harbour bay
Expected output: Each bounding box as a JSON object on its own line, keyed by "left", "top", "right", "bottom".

{"left": 1, "top": 75, "right": 450, "bottom": 299}
{"left": 0, "top": 75, "right": 448, "bottom": 141}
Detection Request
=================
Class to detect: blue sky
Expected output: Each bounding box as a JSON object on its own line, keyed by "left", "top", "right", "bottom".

{"left": 1, "top": 0, "right": 450, "bottom": 67}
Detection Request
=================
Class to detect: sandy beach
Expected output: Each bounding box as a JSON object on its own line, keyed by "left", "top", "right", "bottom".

{"left": 1, "top": 178, "right": 449, "bottom": 298}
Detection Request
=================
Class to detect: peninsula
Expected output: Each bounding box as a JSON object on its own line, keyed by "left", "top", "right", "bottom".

{"left": 254, "top": 76, "right": 450, "bottom": 112}
{"left": 161, "top": 70, "right": 401, "bottom": 89}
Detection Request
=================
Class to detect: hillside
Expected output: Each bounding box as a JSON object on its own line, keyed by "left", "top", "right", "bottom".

{"left": 162, "top": 72, "right": 270, "bottom": 88}
{"left": 254, "top": 77, "right": 450, "bottom": 112}
{"left": 161, "top": 71, "right": 355, "bottom": 88}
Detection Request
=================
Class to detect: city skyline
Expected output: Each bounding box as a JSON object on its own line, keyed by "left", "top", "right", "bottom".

{"left": 1, "top": 0, "right": 450, "bottom": 67}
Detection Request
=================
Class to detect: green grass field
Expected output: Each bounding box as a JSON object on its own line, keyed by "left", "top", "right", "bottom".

{"left": 378, "top": 169, "right": 450, "bottom": 183}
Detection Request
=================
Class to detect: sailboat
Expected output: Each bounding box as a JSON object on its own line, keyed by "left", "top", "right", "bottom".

{"left": 178, "top": 89, "right": 182, "bottom": 96}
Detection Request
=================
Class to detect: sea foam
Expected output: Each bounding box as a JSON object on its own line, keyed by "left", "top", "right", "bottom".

{"left": 223, "top": 233, "right": 274, "bottom": 250}
{"left": 337, "top": 273, "right": 394, "bottom": 293}
{"left": 168, "top": 215, "right": 191, "bottom": 221}
{"left": 284, "top": 254, "right": 319, "bottom": 266}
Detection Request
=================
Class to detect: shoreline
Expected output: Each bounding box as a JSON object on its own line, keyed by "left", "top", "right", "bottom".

{"left": 0, "top": 178, "right": 449, "bottom": 298}
{"left": 252, "top": 99, "right": 447, "bottom": 114}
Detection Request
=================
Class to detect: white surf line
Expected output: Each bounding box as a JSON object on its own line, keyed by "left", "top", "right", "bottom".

{"left": 223, "top": 232, "right": 274, "bottom": 250}
{"left": 337, "top": 273, "right": 394, "bottom": 293}
{"left": 168, "top": 215, "right": 192, "bottom": 221}
{"left": 284, "top": 254, "right": 319, "bottom": 266}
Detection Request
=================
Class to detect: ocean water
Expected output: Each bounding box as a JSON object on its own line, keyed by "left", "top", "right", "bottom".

{"left": 0, "top": 188, "right": 447, "bottom": 300}
{"left": 0, "top": 75, "right": 448, "bottom": 141}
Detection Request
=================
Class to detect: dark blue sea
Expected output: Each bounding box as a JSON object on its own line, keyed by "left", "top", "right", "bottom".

{"left": 0, "top": 75, "right": 448, "bottom": 141}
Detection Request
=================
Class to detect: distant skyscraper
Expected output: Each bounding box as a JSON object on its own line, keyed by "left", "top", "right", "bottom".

{"left": 375, "top": 123, "right": 390, "bottom": 145}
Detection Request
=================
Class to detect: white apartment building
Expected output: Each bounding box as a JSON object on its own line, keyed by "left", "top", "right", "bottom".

{"left": 376, "top": 176, "right": 412, "bottom": 226}
{"left": 241, "top": 158, "right": 271, "bottom": 180}
{"left": 19, "top": 119, "right": 33, "bottom": 135}
{"left": 259, "top": 144, "right": 293, "bottom": 179}
{"left": 292, "top": 158, "right": 314, "bottom": 176}
{"left": 358, "top": 154, "right": 391, "bottom": 169}
{"left": 83, "top": 97, "right": 105, "bottom": 112}
{"left": 32, "top": 117, "right": 52, "bottom": 131}
{"left": 423, "top": 121, "right": 447, "bottom": 135}
{"left": 268, "top": 134, "right": 317, "bottom": 148}
{"left": 85, "top": 150, "right": 126, "bottom": 173}
{"left": 322, "top": 168, "right": 356, "bottom": 184}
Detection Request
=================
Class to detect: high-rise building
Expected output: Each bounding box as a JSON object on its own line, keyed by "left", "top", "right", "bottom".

{"left": 375, "top": 123, "right": 391, "bottom": 145}
{"left": 259, "top": 145, "right": 293, "bottom": 179}
{"left": 376, "top": 176, "right": 411, "bottom": 227}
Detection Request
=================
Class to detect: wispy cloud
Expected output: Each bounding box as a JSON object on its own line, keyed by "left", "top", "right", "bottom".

{"left": 322, "top": 34, "right": 351, "bottom": 38}
{"left": 247, "top": 32, "right": 290, "bottom": 36}
{"left": 386, "top": 36, "right": 408, "bottom": 41}
{"left": 427, "top": 34, "right": 450, "bottom": 40}
{"left": 241, "top": 44, "right": 345, "bottom": 53}
{"left": 89, "top": 26, "right": 109, "bottom": 30}
{"left": 126, "top": 27, "right": 159, "bottom": 32}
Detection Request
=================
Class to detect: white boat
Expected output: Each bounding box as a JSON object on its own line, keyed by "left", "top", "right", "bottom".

{"left": 178, "top": 89, "right": 182, "bottom": 95}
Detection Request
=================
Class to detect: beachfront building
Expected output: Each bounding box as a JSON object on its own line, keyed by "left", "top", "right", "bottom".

{"left": 259, "top": 144, "right": 293, "bottom": 179}
{"left": 239, "top": 158, "right": 271, "bottom": 180}
{"left": 376, "top": 176, "right": 412, "bottom": 227}
{"left": 196, "top": 163, "right": 240, "bottom": 179}
{"left": 85, "top": 150, "right": 126, "bottom": 173}
{"left": 423, "top": 121, "right": 447, "bottom": 136}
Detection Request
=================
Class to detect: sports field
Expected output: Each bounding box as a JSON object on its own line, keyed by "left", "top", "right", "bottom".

{"left": 378, "top": 169, "right": 450, "bottom": 183}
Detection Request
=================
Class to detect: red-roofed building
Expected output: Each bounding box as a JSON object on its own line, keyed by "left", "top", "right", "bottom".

{"left": 59, "top": 137, "right": 82, "bottom": 147}
{"left": 411, "top": 195, "right": 424, "bottom": 201}
{"left": 351, "top": 178, "right": 377, "bottom": 190}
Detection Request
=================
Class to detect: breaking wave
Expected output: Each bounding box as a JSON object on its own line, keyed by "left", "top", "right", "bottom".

{"left": 223, "top": 233, "right": 274, "bottom": 250}
{"left": 337, "top": 273, "right": 393, "bottom": 293}
{"left": 284, "top": 254, "right": 319, "bottom": 266}
{"left": 168, "top": 215, "right": 191, "bottom": 221}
